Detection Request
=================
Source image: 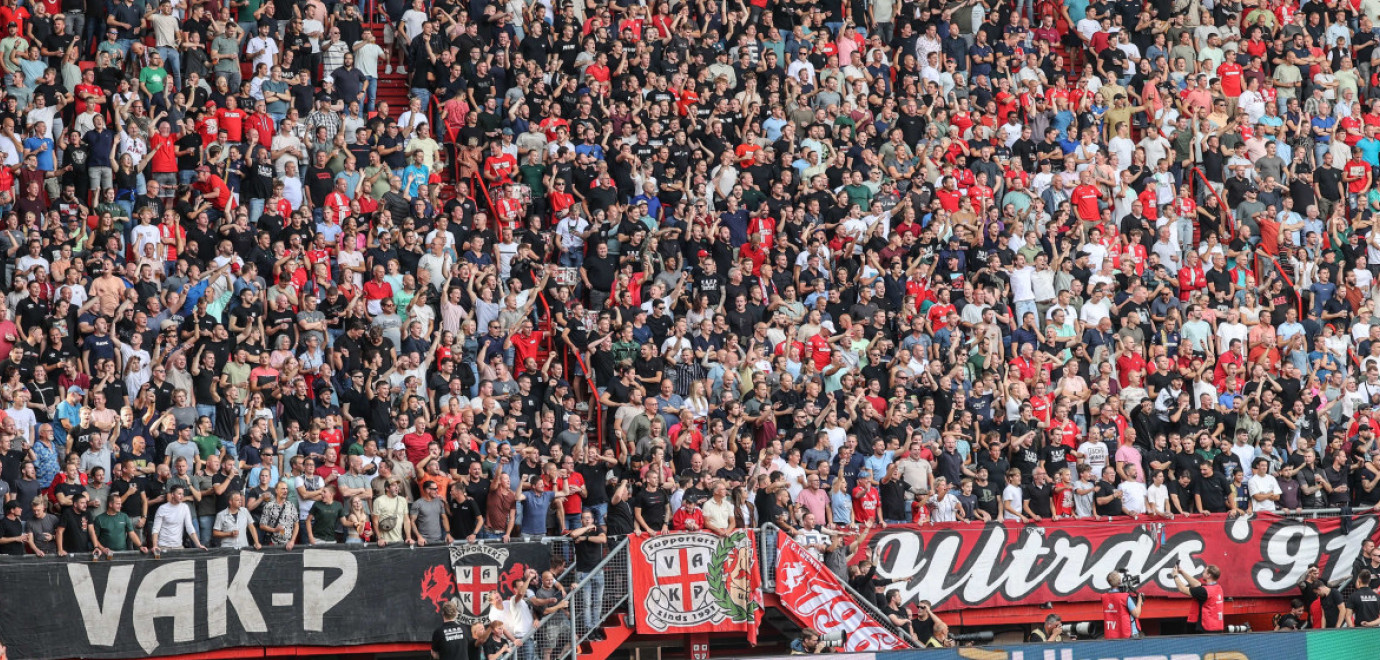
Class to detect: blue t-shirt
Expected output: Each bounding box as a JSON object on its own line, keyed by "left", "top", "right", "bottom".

{"left": 1360, "top": 138, "right": 1380, "bottom": 167}
{"left": 521, "top": 490, "right": 554, "bottom": 535}
{"left": 1312, "top": 116, "right": 1336, "bottom": 143}
{"left": 23, "top": 138, "right": 53, "bottom": 171}
{"left": 85, "top": 130, "right": 115, "bottom": 168}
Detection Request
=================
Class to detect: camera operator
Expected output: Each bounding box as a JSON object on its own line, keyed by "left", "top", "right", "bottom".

{"left": 1274, "top": 599, "right": 1308, "bottom": 630}
{"left": 790, "top": 628, "right": 834, "bottom": 654}
{"left": 1173, "top": 565, "right": 1225, "bottom": 633}
{"left": 1028, "top": 614, "right": 1065, "bottom": 642}
{"left": 1101, "top": 571, "right": 1144, "bottom": 639}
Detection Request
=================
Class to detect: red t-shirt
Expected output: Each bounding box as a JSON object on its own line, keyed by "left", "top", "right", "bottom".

{"left": 74, "top": 83, "right": 103, "bottom": 115}
{"left": 362, "top": 280, "right": 393, "bottom": 303}
{"left": 216, "top": 108, "right": 246, "bottom": 143}
{"left": 1217, "top": 63, "right": 1244, "bottom": 97}
{"left": 149, "top": 133, "right": 177, "bottom": 173}
{"left": 483, "top": 153, "right": 517, "bottom": 184}
{"left": 1072, "top": 184, "right": 1101, "bottom": 221}
{"left": 852, "top": 485, "right": 880, "bottom": 524}
{"left": 1346, "top": 159, "right": 1370, "bottom": 193}
{"left": 563, "top": 471, "right": 585, "bottom": 514}
{"left": 192, "top": 174, "right": 232, "bottom": 210}
{"left": 402, "top": 431, "right": 435, "bottom": 466}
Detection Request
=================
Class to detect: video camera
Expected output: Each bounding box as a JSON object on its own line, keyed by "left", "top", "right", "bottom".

{"left": 949, "top": 631, "right": 995, "bottom": 645}
{"left": 813, "top": 630, "right": 846, "bottom": 650}
{"left": 1120, "top": 573, "right": 1142, "bottom": 594}
{"left": 1060, "top": 622, "right": 1097, "bottom": 639}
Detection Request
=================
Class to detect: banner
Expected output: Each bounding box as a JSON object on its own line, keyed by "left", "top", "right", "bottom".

{"left": 0, "top": 543, "right": 550, "bottom": 660}
{"left": 774, "top": 532, "right": 909, "bottom": 652}
{"left": 630, "top": 530, "right": 762, "bottom": 643}
{"left": 854, "top": 512, "right": 1380, "bottom": 612}
{"left": 907, "top": 630, "right": 1306, "bottom": 660}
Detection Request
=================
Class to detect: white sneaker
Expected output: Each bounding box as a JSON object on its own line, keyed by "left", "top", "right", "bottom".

{"left": 385, "top": 64, "right": 392, "bottom": 74}
{"left": 396, "top": 65, "right": 406, "bottom": 74}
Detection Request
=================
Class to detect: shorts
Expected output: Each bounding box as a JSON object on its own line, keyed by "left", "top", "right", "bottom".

{"left": 151, "top": 172, "right": 177, "bottom": 197}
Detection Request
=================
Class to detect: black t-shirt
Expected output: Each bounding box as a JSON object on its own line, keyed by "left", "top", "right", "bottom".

{"left": 1196, "top": 473, "right": 1230, "bottom": 512}
{"left": 0, "top": 516, "right": 23, "bottom": 554}
{"left": 606, "top": 500, "right": 635, "bottom": 536}
{"left": 880, "top": 479, "right": 908, "bottom": 521}
{"left": 1348, "top": 587, "right": 1380, "bottom": 626}
{"left": 1095, "top": 480, "right": 1123, "bottom": 516}
{"left": 973, "top": 481, "right": 1000, "bottom": 518}
{"left": 575, "top": 534, "right": 604, "bottom": 571}
{"left": 59, "top": 507, "right": 92, "bottom": 553}
{"left": 447, "top": 498, "right": 481, "bottom": 540}
{"left": 431, "top": 620, "right": 473, "bottom": 660}
{"left": 1315, "top": 166, "right": 1344, "bottom": 201}
{"left": 176, "top": 133, "right": 203, "bottom": 171}
{"left": 577, "top": 463, "right": 610, "bottom": 505}
{"left": 632, "top": 488, "right": 668, "bottom": 529}
{"left": 1023, "top": 482, "right": 1054, "bottom": 518}
{"left": 583, "top": 253, "right": 616, "bottom": 290}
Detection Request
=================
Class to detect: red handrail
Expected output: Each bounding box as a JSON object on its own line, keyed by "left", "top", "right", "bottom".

{"left": 1189, "top": 166, "right": 1236, "bottom": 242}
{"left": 536, "top": 290, "right": 604, "bottom": 452}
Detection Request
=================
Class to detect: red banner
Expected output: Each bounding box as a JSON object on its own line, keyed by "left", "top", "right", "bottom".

{"left": 774, "top": 532, "right": 910, "bottom": 651}
{"left": 630, "top": 531, "right": 762, "bottom": 643}
{"left": 851, "top": 513, "right": 1380, "bottom": 612}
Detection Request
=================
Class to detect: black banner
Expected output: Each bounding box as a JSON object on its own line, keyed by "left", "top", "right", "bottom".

{"left": 0, "top": 543, "right": 552, "bottom": 659}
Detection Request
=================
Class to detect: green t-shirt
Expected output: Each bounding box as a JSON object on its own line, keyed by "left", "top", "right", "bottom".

{"left": 844, "top": 183, "right": 872, "bottom": 210}
{"left": 519, "top": 163, "right": 546, "bottom": 197}
{"left": 309, "top": 500, "right": 343, "bottom": 541}
{"left": 139, "top": 66, "right": 168, "bottom": 95}
{"left": 193, "top": 434, "right": 223, "bottom": 459}
{"left": 236, "top": 0, "right": 262, "bottom": 22}
{"left": 94, "top": 511, "right": 135, "bottom": 551}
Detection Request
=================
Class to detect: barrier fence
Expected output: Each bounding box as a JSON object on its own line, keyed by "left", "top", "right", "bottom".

{"left": 491, "top": 536, "right": 631, "bottom": 660}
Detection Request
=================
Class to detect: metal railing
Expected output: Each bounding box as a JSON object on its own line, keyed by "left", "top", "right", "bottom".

{"left": 758, "top": 523, "right": 918, "bottom": 648}
{"left": 1, "top": 533, "right": 578, "bottom": 561}
{"left": 491, "top": 536, "right": 629, "bottom": 660}
{"left": 561, "top": 536, "right": 630, "bottom": 660}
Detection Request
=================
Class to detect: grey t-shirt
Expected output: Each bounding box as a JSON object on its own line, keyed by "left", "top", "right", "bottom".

{"left": 410, "top": 496, "right": 446, "bottom": 543}
{"left": 166, "top": 441, "right": 200, "bottom": 469}
{"left": 191, "top": 474, "right": 217, "bottom": 516}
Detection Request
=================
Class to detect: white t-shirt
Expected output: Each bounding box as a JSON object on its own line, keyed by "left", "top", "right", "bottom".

{"left": 796, "top": 529, "right": 830, "bottom": 559}
{"left": 932, "top": 493, "right": 960, "bottom": 522}
{"left": 1120, "top": 481, "right": 1148, "bottom": 514}
{"left": 1147, "top": 483, "right": 1169, "bottom": 514}
{"left": 1010, "top": 265, "right": 1035, "bottom": 302}
{"left": 1248, "top": 473, "right": 1282, "bottom": 512}
{"left": 1077, "top": 440, "right": 1109, "bottom": 475}
{"left": 780, "top": 462, "right": 807, "bottom": 500}
{"left": 247, "top": 36, "right": 280, "bottom": 69}
{"left": 1002, "top": 484, "right": 1024, "bottom": 520}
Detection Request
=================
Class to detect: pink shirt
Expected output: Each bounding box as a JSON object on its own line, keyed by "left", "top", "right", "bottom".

{"left": 797, "top": 487, "right": 830, "bottom": 524}
{"left": 1115, "top": 445, "right": 1145, "bottom": 483}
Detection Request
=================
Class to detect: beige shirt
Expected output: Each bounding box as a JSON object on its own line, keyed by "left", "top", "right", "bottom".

{"left": 702, "top": 496, "right": 734, "bottom": 532}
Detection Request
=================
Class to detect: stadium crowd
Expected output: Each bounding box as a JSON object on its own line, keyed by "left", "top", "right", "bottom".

{"left": 0, "top": 0, "right": 1377, "bottom": 620}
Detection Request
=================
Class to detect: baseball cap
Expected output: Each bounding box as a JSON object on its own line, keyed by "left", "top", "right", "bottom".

{"left": 697, "top": 249, "right": 709, "bottom": 258}
{"left": 66, "top": 386, "right": 85, "bottom": 396}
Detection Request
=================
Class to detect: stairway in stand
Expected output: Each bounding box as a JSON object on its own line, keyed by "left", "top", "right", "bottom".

{"left": 575, "top": 613, "right": 635, "bottom": 660}
{"left": 362, "top": 21, "right": 414, "bottom": 117}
